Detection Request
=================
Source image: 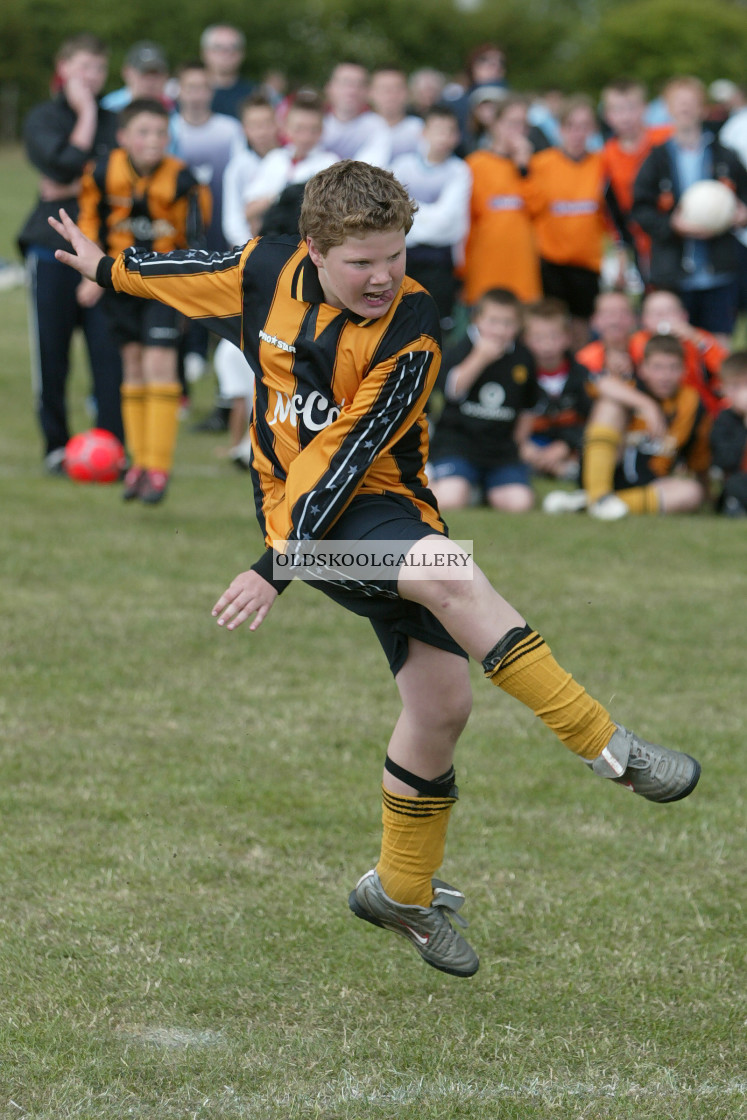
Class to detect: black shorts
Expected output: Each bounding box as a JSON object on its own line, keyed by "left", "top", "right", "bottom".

{"left": 307, "top": 494, "right": 468, "bottom": 677}
{"left": 540, "top": 260, "right": 600, "bottom": 320}
{"left": 102, "top": 292, "right": 183, "bottom": 349}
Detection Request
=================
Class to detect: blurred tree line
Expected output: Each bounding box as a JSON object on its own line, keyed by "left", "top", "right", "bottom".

{"left": 1, "top": 0, "right": 746, "bottom": 137}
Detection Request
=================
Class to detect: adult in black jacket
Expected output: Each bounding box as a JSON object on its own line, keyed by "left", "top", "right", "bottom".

{"left": 18, "top": 33, "right": 123, "bottom": 473}
{"left": 632, "top": 76, "right": 747, "bottom": 344}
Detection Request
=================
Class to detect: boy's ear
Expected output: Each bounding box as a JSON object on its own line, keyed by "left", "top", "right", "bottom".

{"left": 116, "top": 127, "right": 126, "bottom": 147}
{"left": 306, "top": 237, "right": 324, "bottom": 268}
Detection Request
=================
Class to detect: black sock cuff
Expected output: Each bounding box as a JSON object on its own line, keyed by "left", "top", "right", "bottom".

{"left": 384, "top": 756, "right": 458, "bottom": 799}
{"left": 482, "top": 623, "right": 540, "bottom": 675}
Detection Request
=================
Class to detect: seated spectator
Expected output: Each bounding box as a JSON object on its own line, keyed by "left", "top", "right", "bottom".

{"left": 529, "top": 94, "right": 607, "bottom": 350}
{"left": 428, "top": 288, "right": 537, "bottom": 513}
{"left": 101, "top": 41, "right": 172, "bottom": 113}
{"left": 632, "top": 75, "right": 747, "bottom": 345}
{"left": 390, "top": 105, "right": 471, "bottom": 331}
{"left": 244, "top": 92, "right": 337, "bottom": 237}
{"left": 322, "top": 61, "right": 391, "bottom": 167}
{"left": 461, "top": 95, "right": 541, "bottom": 307}
{"left": 710, "top": 350, "right": 747, "bottom": 515}
{"left": 631, "top": 288, "right": 726, "bottom": 414}
{"left": 544, "top": 335, "right": 711, "bottom": 519}
{"left": 222, "top": 94, "right": 280, "bottom": 248}
{"left": 576, "top": 290, "right": 638, "bottom": 385}
{"left": 369, "top": 67, "right": 423, "bottom": 159}
{"left": 521, "top": 298, "right": 592, "bottom": 479}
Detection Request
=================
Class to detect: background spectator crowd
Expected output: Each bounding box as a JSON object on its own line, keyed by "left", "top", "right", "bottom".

{"left": 17, "top": 24, "right": 747, "bottom": 517}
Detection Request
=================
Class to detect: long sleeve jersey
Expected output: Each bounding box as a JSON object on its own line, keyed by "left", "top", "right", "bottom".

{"left": 96, "top": 237, "right": 444, "bottom": 563}
{"left": 79, "top": 149, "right": 212, "bottom": 255}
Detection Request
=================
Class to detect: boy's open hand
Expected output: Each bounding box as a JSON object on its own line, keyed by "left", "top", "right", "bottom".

{"left": 48, "top": 208, "right": 105, "bottom": 281}
{"left": 212, "top": 570, "right": 278, "bottom": 632}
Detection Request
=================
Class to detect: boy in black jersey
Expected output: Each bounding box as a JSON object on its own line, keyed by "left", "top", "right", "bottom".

{"left": 50, "top": 161, "right": 701, "bottom": 979}
{"left": 429, "top": 289, "right": 537, "bottom": 512}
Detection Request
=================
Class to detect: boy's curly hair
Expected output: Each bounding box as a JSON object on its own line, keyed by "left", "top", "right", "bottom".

{"left": 299, "top": 160, "right": 417, "bottom": 254}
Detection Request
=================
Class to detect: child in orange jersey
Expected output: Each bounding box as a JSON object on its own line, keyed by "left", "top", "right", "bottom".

{"left": 545, "top": 334, "right": 711, "bottom": 519}
{"left": 461, "top": 95, "right": 541, "bottom": 306}
{"left": 600, "top": 79, "right": 673, "bottom": 284}
{"left": 51, "top": 161, "right": 701, "bottom": 980}
{"left": 630, "top": 289, "right": 726, "bottom": 415}
{"left": 78, "top": 98, "right": 210, "bottom": 502}
{"left": 528, "top": 95, "right": 607, "bottom": 350}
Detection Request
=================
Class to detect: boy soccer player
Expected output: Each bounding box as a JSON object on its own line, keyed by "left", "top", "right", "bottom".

{"left": 547, "top": 335, "right": 711, "bottom": 520}
{"left": 428, "top": 288, "right": 537, "bottom": 512}
{"left": 50, "top": 161, "right": 700, "bottom": 978}
{"left": 521, "top": 297, "right": 592, "bottom": 480}
{"left": 77, "top": 98, "right": 211, "bottom": 502}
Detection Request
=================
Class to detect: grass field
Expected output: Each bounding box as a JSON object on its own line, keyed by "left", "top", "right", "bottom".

{"left": 1, "top": 144, "right": 745, "bottom": 1120}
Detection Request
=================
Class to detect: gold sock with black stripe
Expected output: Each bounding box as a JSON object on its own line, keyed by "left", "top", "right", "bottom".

{"left": 618, "top": 485, "right": 660, "bottom": 515}
{"left": 583, "top": 422, "right": 622, "bottom": 503}
{"left": 120, "top": 383, "right": 147, "bottom": 468}
{"left": 144, "top": 382, "right": 181, "bottom": 472}
{"left": 376, "top": 763, "right": 457, "bottom": 907}
{"left": 483, "top": 625, "right": 616, "bottom": 761}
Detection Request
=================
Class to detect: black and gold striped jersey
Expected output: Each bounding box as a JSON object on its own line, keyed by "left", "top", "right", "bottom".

{"left": 97, "top": 236, "right": 445, "bottom": 547}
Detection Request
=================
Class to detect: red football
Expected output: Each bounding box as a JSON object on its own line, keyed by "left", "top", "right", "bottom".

{"left": 65, "top": 428, "right": 126, "bottom": 483}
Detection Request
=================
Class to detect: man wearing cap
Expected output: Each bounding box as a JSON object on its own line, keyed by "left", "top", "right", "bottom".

{"left": 102, "top": 42, "right": 172, "bottom": 114}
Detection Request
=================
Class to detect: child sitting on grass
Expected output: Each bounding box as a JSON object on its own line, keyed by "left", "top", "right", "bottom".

{"left": 428, "top": 288, "right": 538, "bottom": 512}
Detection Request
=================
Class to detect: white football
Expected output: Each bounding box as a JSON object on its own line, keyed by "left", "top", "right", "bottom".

{"left": 678, "top": 179, "right": 737, "bottom": 235}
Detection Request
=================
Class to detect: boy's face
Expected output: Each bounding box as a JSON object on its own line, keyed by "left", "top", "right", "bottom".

{"left": 560, "top": 107, "right": 595, "bottom": 159}
{"left": 666, "top": 85, "right": 704, "bottom": 131}
{"left": 59, "top": 50, "right": 108, "bottom": 97}
{"left": 369, "top": 70, "right": 408, "bottom": 119}
{"left": 307, "top": 228, "right": 406, "bottom": 319}
{"left": 474, "top": 302, "right": 520, "bottom": 352}
{"left": 242, "top": 105, "right": 278, "bottom": 156}
{"left": 178, "top": 69, "right": 212, "bottom": 115}
{"left": 642, "top": 292, "right": 686, "bottom": 334}
{"left": 523, "top": 316, "right": 569, "bottom": 367}
{"left": 593, "top": 294, "right": 636, "bottom": 345}
{"left": 640, "top": 352, "right": 684, "bottom": 400}
{"left": 327, "top": 64, "right": 369, "bottom": 118}
{"left": 422, "top": 115, "right": 459, "bottom": 162}
{"left": 603, "top": 90, "right": 645, "bottom": 139}
{"left": 285, "top": 108, "right": 323, "bottom": 159}
{"left": 119, "top": 111, "right": 170, "bottom": 173}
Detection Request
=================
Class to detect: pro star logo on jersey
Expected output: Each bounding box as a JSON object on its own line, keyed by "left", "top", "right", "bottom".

{"left": 259, "top": 329, "right": 296, "bottom": 355}
{"left": 268, "top": 390, "right": 343, "bottom": 431}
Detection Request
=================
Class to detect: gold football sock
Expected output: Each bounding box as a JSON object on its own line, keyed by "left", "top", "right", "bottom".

{"left": 618, "top": 485, "right": 660, "bottom": 515}
{"left": 120, "top": 383, "right": 146, "bottom": 468}
{"left": 483, "top": 626, "right": 616, "bottom": 761}
{"left": 376, "top": 759, "right": 458, "bottom": 908}
{"left": 376, "top": 786, "right": 456, "bottom": 907}
{"left": 143, "top": 382, "right": 181, "bottom": 472}
{"left": 583, "top": 422, "right": 622, "bottom": 503}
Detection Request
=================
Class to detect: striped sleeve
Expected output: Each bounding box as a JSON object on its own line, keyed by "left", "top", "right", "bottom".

{"left": 265, "top": 340, "right": 439, "bottom": 545}
{"left": 105, "top": 240, "right": 258, "bottom": 345}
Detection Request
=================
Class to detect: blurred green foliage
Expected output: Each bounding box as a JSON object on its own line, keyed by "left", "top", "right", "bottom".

{"left": 1, "top": 0, "right": 746, "bottom": 133}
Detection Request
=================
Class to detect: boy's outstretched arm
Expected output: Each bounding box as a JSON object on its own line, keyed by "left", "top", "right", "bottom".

{"left": 48, "top": 208, "right": 105, "bottom": 280}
